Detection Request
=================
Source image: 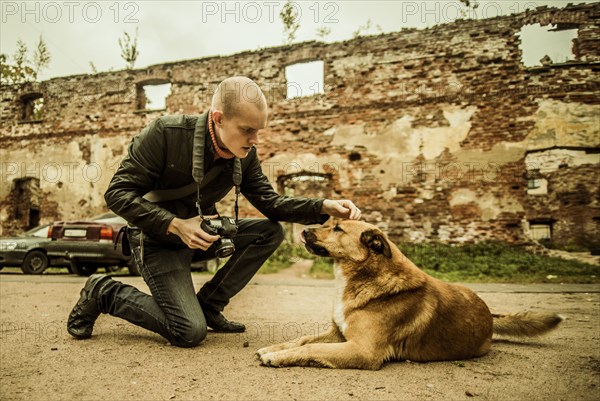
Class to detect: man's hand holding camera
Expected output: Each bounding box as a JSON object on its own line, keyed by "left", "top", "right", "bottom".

{"left": 168, "top": 215, "right": 220, "bottom": 250}
{"left": 168, "top": 215, "right": 238, "bottom": 256}
{"left": 200, "top": 217, "right": 237, "bottom": 257}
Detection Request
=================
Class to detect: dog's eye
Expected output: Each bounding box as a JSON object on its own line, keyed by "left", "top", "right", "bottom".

{"left": 333, "top": 225, "right": 344, "bottom": 232}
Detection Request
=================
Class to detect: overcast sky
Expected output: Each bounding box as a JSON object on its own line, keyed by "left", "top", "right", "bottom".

{"left": 1, "top": 0, "right": 593, "bottom": 81}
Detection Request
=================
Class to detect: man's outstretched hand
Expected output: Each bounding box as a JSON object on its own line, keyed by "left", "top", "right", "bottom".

{"left": 321, "top": 199, "right": 361, "bottom": 220}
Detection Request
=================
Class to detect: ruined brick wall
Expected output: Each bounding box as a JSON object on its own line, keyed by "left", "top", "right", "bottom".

{"left": 1, "top": 3, "right": 598, "bottom": 250}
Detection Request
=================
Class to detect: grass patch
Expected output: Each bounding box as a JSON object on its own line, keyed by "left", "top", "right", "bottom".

{"left": 259, "top": 258, "right": 290, "bottom": 274}
{"left": 258, "top": 241, "right": 335, "bottom": 277}
{"left": 258, "top": 240, "right": 599, "bottom": 283}
{"left": 309, "top": 258, "right": 335, "bottom": 279}
{"left": 259, "top": 242, "right": 314, "bottom": 274}
{"left": 398, "top": 241, "right": 599, "bottom": 284}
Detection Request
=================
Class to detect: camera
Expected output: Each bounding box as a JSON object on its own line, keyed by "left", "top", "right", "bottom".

{"left": 200, "top": 216, "right": 238, "bottom": 257}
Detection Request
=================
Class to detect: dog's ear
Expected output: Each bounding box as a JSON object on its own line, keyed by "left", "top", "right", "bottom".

{"left": 360, "top": 230, "right": 392, "bottom": 258}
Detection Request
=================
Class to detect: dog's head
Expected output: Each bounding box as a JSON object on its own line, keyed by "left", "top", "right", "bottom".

{"left": 302, "top": 220, "right": 392, "bottom": 264}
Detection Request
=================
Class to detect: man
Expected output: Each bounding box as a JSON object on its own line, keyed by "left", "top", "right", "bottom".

{"left": 67, "top": 76, "right": 361, "bottom": 348}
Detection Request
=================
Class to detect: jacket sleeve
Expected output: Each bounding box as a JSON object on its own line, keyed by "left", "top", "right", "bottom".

{"left": 241, "top": 151, "right": 330, "bottom": 225}
{"left": 104, "top": 118, "right": 176, "bottom": 236}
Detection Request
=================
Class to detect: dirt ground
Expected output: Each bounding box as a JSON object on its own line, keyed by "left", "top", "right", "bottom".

{"left": 1, "top": 264, "right": 599, "bottom": 401}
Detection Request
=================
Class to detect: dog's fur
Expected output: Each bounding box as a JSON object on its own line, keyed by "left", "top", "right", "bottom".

{"left": 256, "top": 221, "right": 562, "bottom": 370}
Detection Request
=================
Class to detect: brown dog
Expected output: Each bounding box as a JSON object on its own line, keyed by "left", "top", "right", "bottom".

{"left": 256, "top": 220, "right": 562, "bottom": 370}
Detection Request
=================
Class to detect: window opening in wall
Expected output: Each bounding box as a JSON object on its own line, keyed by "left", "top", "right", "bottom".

{"left": 277, "top": 172, "right": 332, "bottom": 197}
{"left": 529, "top": 222, "right": 552, "bottom": 241}
{"left": 20, "top": 93, "right": 44, "bottom": 121}
{"left": 527, "top": 177, "right": 549, "bottom": 194}
{"left": 137, "top": 81, "right": 171, "bottom": 111}
{"left": 285, "top": 60, "right": 324, "bottom": 100}
{"left": 518, "top": 23, "right": 578, "bottom": 67}
{"left": 527, "top": 179, "right": 541, "bottom": 190}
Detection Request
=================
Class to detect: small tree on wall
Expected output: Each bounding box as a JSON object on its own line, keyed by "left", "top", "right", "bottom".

{"left": 0, "top": 36, "right": 51, "bottom": 85}
{"left": 119, "top": 27, "right": 139, "bottom": 70}
{"left": 460, "top": 0, "right": 480, "bottom": 17}
{"left": 280, "top": 0, "right": 300, "bottom": 45}
{"left": 281, "top": 0, "right": 479, "bottom": 45}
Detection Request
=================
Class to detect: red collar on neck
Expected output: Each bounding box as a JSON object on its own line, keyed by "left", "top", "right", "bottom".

{"left": 208, "top": 110, "right": 235, "bottom": 160}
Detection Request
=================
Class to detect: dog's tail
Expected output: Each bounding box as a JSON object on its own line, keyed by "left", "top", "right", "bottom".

{"left": 492, "top": 312, "right": 563, "bottom": 337}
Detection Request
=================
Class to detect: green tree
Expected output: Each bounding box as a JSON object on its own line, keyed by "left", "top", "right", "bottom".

{"left": 459, "top": 0, "right": 480, "bottom": 17}
{"left": 12, "top": 39, "right": 31, "bottom": 82}
{"left": 280, "top": 0, "right": 300, "bottom": 45}
{"left": 89, "top": 61, "right": 98, "bottom": 74}
{"left": 119, "top": 27, "right": 139, "bottom": 70}
{"left": 352, "top": 19, "right": 383, "bottom": 39}
{"left": 460, "top": 0, "right": 479, "bottom": 8}
{"left": 315, "top": 26, "right": 331, "bottom": 41}
{"left": 32, "top": 36, "right": 51, "bottom": 77}
{"left": 0, "top": 36, "right": 51, "bottom": 85}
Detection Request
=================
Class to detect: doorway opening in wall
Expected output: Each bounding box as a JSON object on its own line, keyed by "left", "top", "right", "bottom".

{"left": 517, "top": 23, "right": 578, "bottom": 67}
{"left": 136, "top": 80, "right": 171, "bottom": 111}
{"left": 277, "top": 172, "right": 332, "bottom": 242}
{"left": 11, "top": 177, "right": 41, "bottom": 230}
{"left": 285, "top": 60, "right": 325, "bottom": 99}
{"left": 528, "top": 220, "right": 554, "bottom": 241}
{"left": 20, "top": 93, "right": 44, "bottom": 121}
{"left": 29, "top": 208, "right": 40, "bottom": 229}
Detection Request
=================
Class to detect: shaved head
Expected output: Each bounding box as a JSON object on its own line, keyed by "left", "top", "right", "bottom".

{"left": 211, "top": 76, "right": 268, "bottom": 117}
{"left": 209, "top": 76, "right": 268, "bottom": 158}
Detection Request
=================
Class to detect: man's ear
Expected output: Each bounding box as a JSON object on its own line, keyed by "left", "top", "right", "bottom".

{"left": 360, "top": 230, "right": 392, "bottom": 258}
{"left": 212, "top": 110, "right": 224, "bottom": 127}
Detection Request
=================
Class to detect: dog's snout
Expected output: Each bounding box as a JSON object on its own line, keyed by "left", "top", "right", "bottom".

{"left": 302, "top": 229, "right": 317, "bottom": 243}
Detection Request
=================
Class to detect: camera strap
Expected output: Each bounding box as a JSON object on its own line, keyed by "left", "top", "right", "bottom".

{"left": 233, "top": 158, "right": 242, "bottom": 223}
{"left": 193, "top": 111, "right": 243, "bottom": 223}
{"left": 196, "top": 158, "right": 243, "bottom": 222}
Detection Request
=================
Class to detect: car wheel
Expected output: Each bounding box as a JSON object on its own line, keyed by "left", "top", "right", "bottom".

{"left": 206, "top": 258, "right": 220, "bottom": 273}
{"left": 70, "top": 262, "right": 98, "bottom": 276}
{"left": 105, "top": 265, "right": 120, "bottom": 273}
{"left": 127, "top": 258, "right": 141, "bottom": 276}
{"left": 21, "top": 251, "right": 49, "bottom": 274}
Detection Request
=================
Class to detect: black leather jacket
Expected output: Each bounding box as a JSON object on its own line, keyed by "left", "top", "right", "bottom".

{"left": 104, "top": 112, "right": 328, "bottom": 245}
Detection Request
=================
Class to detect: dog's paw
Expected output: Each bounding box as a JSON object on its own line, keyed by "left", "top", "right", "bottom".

{"left": 259, "top": 350, "right": 296, "bottom": 368}
{"left": 258, "top": 352, "right": 281, "bottom": 367}
{"left": 255, "top": 347, "right": 271, "bottom": 358}
{"left": 256, "top": 344, "right": 285, "bottom": 356}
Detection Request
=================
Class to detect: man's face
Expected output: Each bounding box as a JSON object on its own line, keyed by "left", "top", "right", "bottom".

{"left": 213, "top": 103, "right": 267, "bottom": 158}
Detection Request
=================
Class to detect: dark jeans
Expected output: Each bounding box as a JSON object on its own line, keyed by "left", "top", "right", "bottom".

{"left": 95, "top": 218, "right": 284, "bottom": 348}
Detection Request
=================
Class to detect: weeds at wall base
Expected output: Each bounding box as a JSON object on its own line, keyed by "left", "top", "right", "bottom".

{"left": 259, "top": 241, "right": 599, "bottom": 283}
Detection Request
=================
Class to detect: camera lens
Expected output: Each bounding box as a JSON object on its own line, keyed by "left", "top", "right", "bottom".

{"left": 215, "top": 238, "right": 235, "bottom": 258}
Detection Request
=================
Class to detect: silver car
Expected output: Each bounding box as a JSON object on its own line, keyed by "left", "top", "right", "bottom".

{"left": 0, "top": 225, "right": 54, "bottom": 274}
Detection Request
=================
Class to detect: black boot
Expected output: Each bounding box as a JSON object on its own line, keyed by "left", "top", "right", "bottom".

{"left": 67, "top": 274, "right": 111, "bottom": 339}
{"left": 199, "top": 300, "right": 245, "bottom": 333}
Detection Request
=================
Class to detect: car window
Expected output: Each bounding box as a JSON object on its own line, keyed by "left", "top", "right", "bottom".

{"left": 91, "top": 212, "right": 118, "bottom": 220}
{"left": 94, "top": 216, "right": 126, "bottom": 225}
{"left": 24, "top": 225, "right": 50, "bottom": 238}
